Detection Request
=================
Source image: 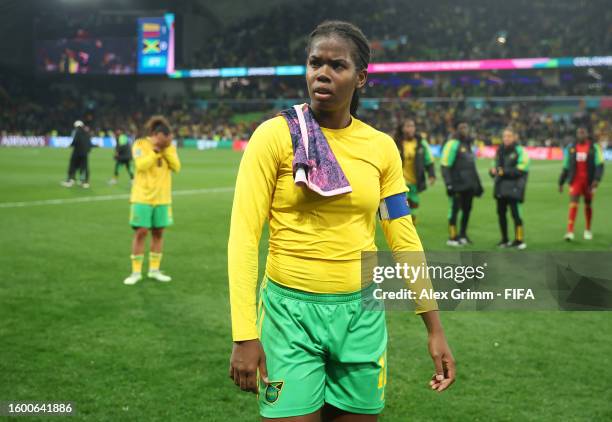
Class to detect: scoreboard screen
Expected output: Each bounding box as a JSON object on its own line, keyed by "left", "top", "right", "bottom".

{"left": 137, "top": 13, "right": 175, "bottom": 75}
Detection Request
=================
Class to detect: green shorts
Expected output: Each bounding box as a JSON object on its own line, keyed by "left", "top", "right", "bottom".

{"left": 129, "top": 203, "right": 173, "bottom": 228}
{"left": 406, "top": 184, "right": 420, "bottom": 208}
{"left": 257, "top": 277, "right": 387, "bottom": 418}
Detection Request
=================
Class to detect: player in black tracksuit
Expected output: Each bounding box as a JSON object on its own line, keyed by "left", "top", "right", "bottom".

{"left": 489, "top": 128, "right": 530, "bottom": 249}
{"left": 62, "top": 121, "right": 92, "bottom": 188}
{"left": 109, "top": 132, "right": 133, "bottom": 184}
{"left": 440, "top": 122, "right": 483, "bottom": 246}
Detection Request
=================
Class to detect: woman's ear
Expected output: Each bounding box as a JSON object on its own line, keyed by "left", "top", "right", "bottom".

{"left": 356, "top": 69, "right": 368, "bottom": 89}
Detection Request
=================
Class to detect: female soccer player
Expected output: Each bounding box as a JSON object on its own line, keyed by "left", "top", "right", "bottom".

{"left": 558, "top": 126, "right": 604, "bottom": 241}
{"left": 489, "top": 128, "right": 529, "bottom": 249}
{"left": 123, "top": 116, "right": 181, "bottom": 285}
{"left": 228, "top": 21, "right": 455, "bottom": 421}
{"left": 393, "top": 118, "right": 436, "bottom": 224}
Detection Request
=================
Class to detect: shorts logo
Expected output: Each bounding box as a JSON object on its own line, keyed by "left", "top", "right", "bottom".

{"left": 264, "top": 381, "right": 284, "bottom": 404}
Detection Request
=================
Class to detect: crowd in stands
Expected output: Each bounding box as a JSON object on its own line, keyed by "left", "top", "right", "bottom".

{"left": 209, "top": 70, "right": 611, "bottom": 101}
{"left": 2, "top": 75, "right": 610, "bottom": 148}
{"left": 2, "top": 1, "right": 610, "bottom": 154}
{"left": 29, "top": 0, "right": 611, "bottom": 71}
{"left": 187, "top": 0, "right": 612, "bottom": 68}
{"left": 360, "top": 100, "right": 611, "bottom": 147}
{"left": 0, "top": 86, "right": 253, "bottom": 142}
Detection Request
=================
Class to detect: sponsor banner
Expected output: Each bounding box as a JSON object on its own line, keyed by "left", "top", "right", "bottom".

{"left": 232, "top": 140, "right": 248, "bottom": 151}
{"left": 476, "top": 145, "right": 564, "bottom": 160}
{"left": 182, "top": 139, "right": 217, "bottom": 150}
{"left": 15, "top": 136, "right": 608, "bottom": 162}
{"left": 218, "top": 140, "right": 233, "bottom": 150}
{"left": 197, "top": 140, "right": 218, "bottom": 150}
{"left": 548, "top": 147, "right": 564, "bottom": 160}
{"left": 0, "top": 136, "right": 47, "bottom": 147}
{"left": 477, "top": 146, "right": 497, "bottom": 159}
{"left": 48, "top": 136, "right": 116, "bottom": 148}
{"left": 48, "top": 136, "right": 73, "bottom": 148}
{"left": 182, "top": 139, "right": 197, "bottom": 149}
{"left": 173, "top": 56, "right": 612, "bottom": 78}
{"left": 91, "top": 137, "right": 116, "bottom": 148}
{"left": 525, "top": 147, "right": 550, "bottom": 160}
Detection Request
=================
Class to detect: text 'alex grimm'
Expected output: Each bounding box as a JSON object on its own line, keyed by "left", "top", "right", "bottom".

{"left": 372, "top": 288, "right": 536, "bottom": 301}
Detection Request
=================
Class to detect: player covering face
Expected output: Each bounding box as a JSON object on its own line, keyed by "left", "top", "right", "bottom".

{"left": 227, "top": 20, "right": 455, "bottom": 422}
{"left": 123, "top": 116, "right": 181, "bottom": 286}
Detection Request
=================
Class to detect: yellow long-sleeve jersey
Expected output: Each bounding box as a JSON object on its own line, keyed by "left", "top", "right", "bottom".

{"left": 130, "top": 138, "right": 181, "bottom": 205}
{"left": 228, "top": 116, "right": 437, "bottom": 341}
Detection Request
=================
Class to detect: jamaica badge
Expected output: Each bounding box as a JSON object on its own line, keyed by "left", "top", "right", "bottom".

{"left": 264, "top": 381, "right": 284, "bottom": 404}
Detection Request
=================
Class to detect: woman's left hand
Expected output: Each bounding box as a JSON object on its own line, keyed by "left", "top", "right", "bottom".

{"left": 428, "top": 331, "right": 456, "bottom": 392}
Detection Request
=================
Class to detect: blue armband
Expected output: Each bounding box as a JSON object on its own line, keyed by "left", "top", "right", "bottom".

{"left": 378, "top": 193, "right": 411, "bottom": 220}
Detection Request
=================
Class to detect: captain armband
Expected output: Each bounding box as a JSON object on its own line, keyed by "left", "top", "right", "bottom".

{"left": 378, "top": 192, "right": 411, "bottom": 220}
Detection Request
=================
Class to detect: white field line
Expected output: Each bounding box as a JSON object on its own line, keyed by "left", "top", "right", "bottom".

{"left": 0, "top": 187, "right": 234, "bottom": 209}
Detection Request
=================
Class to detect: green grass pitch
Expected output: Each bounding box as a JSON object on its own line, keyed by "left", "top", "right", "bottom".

{"left": 0, "top": 147, "right": 610, "bottom": 421}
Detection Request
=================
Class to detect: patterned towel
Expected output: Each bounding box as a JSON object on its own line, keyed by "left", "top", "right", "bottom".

{"left": 279, "top": 104, "right": 352, "bottom": 197}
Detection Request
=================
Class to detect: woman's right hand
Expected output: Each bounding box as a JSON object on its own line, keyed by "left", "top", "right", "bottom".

{"left": 229, "top": 339, "right": 269, "bottom": 393}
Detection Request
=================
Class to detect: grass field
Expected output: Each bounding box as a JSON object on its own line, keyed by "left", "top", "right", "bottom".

{"left": 1, "top": 147, "right": 611, "bottom": 421}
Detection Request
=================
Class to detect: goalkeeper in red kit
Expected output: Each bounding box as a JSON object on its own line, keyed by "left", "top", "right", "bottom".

{"left": 558, "top": 126, "right": 604, "bottom": 241}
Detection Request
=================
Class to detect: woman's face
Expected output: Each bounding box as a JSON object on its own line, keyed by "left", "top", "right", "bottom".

{"left": 403, "top": 120, "right": 416, "bottom": 138}
{"left": 502, "top": 130, "right": 515, "bottom": 146}
{"left": 306, "top": 35, "right": 367, "bottom": 114}
{"left": 153, "top": 132, "right": 172, "bottom": 148}
{"left": 457, "top": 123, "right": 469, "bottom": 139}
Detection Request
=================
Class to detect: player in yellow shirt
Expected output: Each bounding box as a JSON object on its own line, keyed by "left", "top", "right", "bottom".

{"left": 228, "top": 21, "right": 455, "bottom": 420}
{"left": 123, "top": 116, "right": 181, "bottom": 285}
{"left": 393, "top": 118, "right": 436, "bottom": 224}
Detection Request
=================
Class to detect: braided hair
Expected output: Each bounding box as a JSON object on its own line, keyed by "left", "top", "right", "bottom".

{"left": 394, "top": 118, "right": 421, "bottom": 164}
{"left": 306, "top": 21, "right": 370, "bottom": 116}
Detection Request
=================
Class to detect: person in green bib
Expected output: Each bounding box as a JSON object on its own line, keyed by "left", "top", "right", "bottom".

{"left": 393, "top": 118, "right": 436, "bottom": 224}
{"left": 440, "top": 121, "right": 483, "bottom": 246}
{"left": 489, "top": 127, "right": 530, "bottom": 249}
{"left": 109, "top": 131, "right": 133, "bottom": 185}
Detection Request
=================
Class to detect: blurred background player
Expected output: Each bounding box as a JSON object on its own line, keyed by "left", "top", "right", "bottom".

{"left": 489, "top": 127, "right": 530, "bottom": 249}
{"left": 393, "top": 118, "right": 436, "bottom": 224}
{"left": 123, "top": 116, "right": 181, "bottom": 285}
{"left": 440, "top": 122, "right": 483, "bottom": 246}
{"left": 109, "top": 130, "right": 133, "bottom": 185}
{"left": 559, "top": 126, "right": 604, "bottom": 241}
{"left": 61, "top": 120, "right": 92, "bottom": 188}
